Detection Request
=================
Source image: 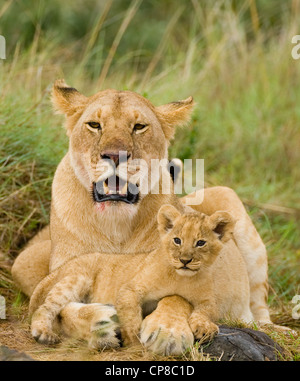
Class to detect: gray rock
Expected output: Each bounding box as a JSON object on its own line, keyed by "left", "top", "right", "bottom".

{"left": 201, "top": 325, "right": 284, "bottom": 361}
{"left": 0, "top": 345, "right": 35, "bottom": 361}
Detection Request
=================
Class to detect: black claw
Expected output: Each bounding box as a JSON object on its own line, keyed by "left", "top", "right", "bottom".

{"left": 110, "top": 314, "right": 119, "bottom": 323}
{"left": 95, "top": 320, "right": 110, "bottom": 326}
{"left": 33, "top": 335, "right": 41, "bottom": 343}
{"left": 146, "top": 332, "right": 154, "bottom": 344}
{"left": 115, "top": 328, "right": 123, "bottom": 345}
{"left": 166, "top": 341, "right": 176, "bottom": 355}
{"left": 146, "top": 327, "right": 161, "bottom": 344}
{"left": 37, "top": 337, "right": 59, "bottom": 345}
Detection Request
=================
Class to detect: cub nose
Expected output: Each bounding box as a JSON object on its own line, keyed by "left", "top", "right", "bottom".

{"left": 101, "top": 151, "right": 131, "bottom": 166}
{"left": 180, "top": 258, "right": 192, "bottom": 266}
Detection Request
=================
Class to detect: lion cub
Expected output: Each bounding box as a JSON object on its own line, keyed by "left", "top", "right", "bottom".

{"left": 29, "top": 205, "right": 252, "bottom": 349}
{"left": 116, "top": 205, "right": 253, "bottom": 345}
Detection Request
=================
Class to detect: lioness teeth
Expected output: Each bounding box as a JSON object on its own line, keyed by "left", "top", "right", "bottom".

{"left": 103, "top": 182, "right": 109, "bottom": 195}
{"left": 121, "top": 182, "right": 128, "bottom": 194}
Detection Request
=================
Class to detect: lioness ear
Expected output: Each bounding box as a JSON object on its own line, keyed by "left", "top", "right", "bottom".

{"left": 209, "top": 211, "right": 236, "bottom": 243}
{"left": 52, "top": 79, "right": 88, "bottom": 117}
{"left": 157, "top": 204, "right": 181, "bottom": 234}
{"left": 156, "top": 96, "right": 195, "bottom": 140}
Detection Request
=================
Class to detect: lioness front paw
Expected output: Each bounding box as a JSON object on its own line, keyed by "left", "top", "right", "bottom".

{"left": 88, "top": 305, "right": 121, "bottom": 350}
{"left": 258, "top": 322, "right": 298, "bottom": 337}
{"left": 189, "top": 316, "right": 219, "bottom": 342}
{"left": 140, "top": 311, "right": 194, "bottom": 355}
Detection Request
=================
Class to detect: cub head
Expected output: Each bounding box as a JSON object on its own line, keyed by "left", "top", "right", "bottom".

{"left": 157, "top": 205, "right": 236, "bottom": 277}
{"left": 52, "top": 79, "right": 194, "bottom": 217}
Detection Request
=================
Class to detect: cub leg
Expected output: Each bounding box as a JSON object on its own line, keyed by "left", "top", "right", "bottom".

{"left": 188, "top": 308, "right": 219, "bottom": 342}
{"left": 116, "top": 285, "right": 144, "bottom": 346}
{"left": 31, "top": 274, "right": 92, "bottom": 344}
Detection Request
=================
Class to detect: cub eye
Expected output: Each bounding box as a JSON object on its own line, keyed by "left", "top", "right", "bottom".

{"left": 196, "top": 240, "right": 206, "bottom": 247}
{"left": 173, "top": 237, "right": 181, "bottom": 245}
{"left": 87, "top": 122, "right": 101, "bottom": 130}
{"left": 134, "top": 124, "right": 149, "bottom": 134}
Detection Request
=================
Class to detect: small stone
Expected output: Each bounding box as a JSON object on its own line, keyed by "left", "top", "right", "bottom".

{"left": 200, "top": 325, "right": 284, "bottom": 361}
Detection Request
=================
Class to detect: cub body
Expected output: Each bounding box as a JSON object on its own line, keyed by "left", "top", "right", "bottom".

{"left": 117, "top": 205, "right": 253, "bottom": 345}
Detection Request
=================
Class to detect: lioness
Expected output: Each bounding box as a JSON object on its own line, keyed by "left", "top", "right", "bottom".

{"left": 12, "top": 80, "right": 271, "bottom": 355}
{"left": 29, "top": 206, "right": 252, "bottom": 355}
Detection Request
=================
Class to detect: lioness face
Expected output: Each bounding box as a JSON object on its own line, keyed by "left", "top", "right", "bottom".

{"left": 157, "top": 205, "right": 235, "bottom": 277}
{"left": 52, "top": 80, "right": 194, "bottom": 215}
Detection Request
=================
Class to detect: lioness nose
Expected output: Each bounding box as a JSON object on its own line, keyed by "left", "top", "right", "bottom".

{"left": 101, "top": 151, "right": 131, "bottom": 166}
{"left": 180, "top": 258, "right": 192, "bottom": 265}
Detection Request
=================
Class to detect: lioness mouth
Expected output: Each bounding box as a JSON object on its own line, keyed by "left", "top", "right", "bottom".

{"left": 92, "top": 176, "right": 139, "bottom": 204}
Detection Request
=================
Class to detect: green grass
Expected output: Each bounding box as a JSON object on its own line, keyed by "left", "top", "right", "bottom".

{"left": 0, "top": 0, "right": 299, "bottom": 359}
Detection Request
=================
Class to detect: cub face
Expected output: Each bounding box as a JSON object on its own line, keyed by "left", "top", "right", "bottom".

{"left": 51, "top": 79, "right": 194, "bottom": 217}
{"left": 157, "top": 205, "right": 235, "bottom": 277}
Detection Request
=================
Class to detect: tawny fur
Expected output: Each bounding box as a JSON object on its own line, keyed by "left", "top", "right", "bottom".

{"left": 29, "top": 207, "right": 252, "bottom": 352}
{"left": 12, "top": 80, "right": 271, "bottom": 355}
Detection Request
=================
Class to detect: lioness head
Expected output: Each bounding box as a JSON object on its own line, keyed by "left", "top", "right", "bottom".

{"left": 157, "top": 205, "right": 235, "bottom": 276}
{"left": 52, "top": 80, "right": 194, "bottom": 216}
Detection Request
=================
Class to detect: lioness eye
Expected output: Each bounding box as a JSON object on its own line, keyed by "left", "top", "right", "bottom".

{"left": 196, "top": 240, "right": 206, "bottom": 247}
{"left": 134, "top": 124, "right": 148, "bottom": 134}
{"left": 87, "top": 122, "right": 101, "bottom": 130}
{"left": 173, "top": 237, "right": 181, "bottom": 245}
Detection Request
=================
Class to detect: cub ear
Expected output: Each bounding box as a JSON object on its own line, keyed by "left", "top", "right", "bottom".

{"left": 208, "top": 211, "right": 236, "bottom": 243}
{"left": 157, "top": 204, "right": 181, "bottom": 234}
{"left": 155, "top": 96, "right": 195, "bottom": 140}
{"left": 52, "top": 79, "right": 88, "bottom": 117}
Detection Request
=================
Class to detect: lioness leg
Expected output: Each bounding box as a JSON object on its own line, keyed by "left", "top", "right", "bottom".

{"left": 31, "top": 274, "right": 92, "bottom": 343}
{"left": 140, "top": 296, "right": 194, "bottom": 355}
{"left": 11, "top": 239, "right": 51, "bottom": 297}
{"left": 182, "top": 186, "right": 271, "bottom": 323}
{"left": 60, "top": 302, "right": 120, "bottom": 349}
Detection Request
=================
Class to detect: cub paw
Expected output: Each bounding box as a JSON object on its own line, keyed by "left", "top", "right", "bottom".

{"left": 31, "top": 325, "right": 59, "bottom": 345}
{"left": 189, "top": 316, "right": 219, "bottom": 342}
{"left": 140, "top": 311, "right": 194, "bottom": 355}
{"left": 88, "top": 306, "right": 121, "bottom": 350}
